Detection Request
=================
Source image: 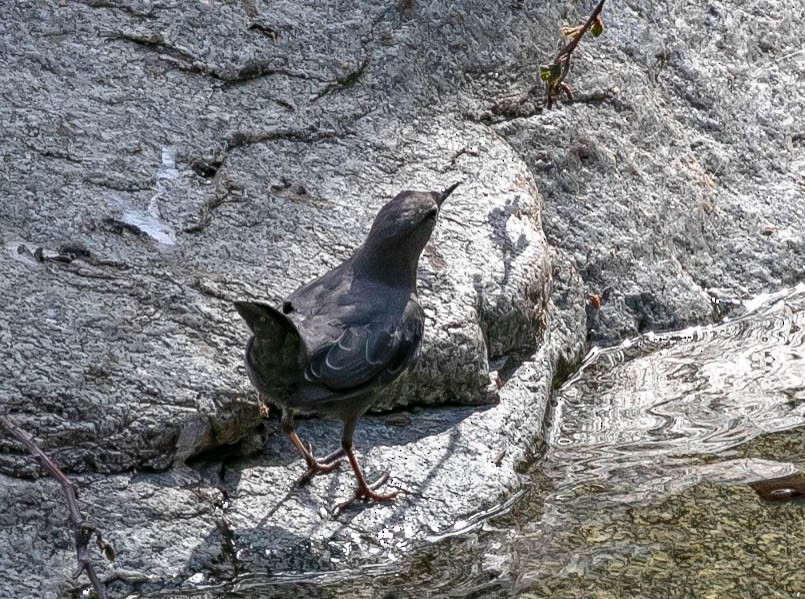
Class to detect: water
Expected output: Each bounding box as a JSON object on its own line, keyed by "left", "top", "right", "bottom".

{"left": 503, "top": 283, "right": 805, "bottom": 598}
{"left": 174, "top": 285, "right": 805, "bottom": 597}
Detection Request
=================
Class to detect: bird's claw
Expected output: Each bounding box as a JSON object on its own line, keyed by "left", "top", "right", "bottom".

{"left": 290, "top": 433, "right": 345, "bottom": 486}
{"left": 305, "top": 440, "right": 344, "bottom": 467}
{"left": 318, "top": 453, "right": 342, "bottom": 467}
{"left": 333, "top": 472, "right": 398, "bottom": 512}
{"left": 297, "top": 458, "right": 341, "bottom": 486}
{"left": 367, "top": 471, "right": 390, "bottom": 491}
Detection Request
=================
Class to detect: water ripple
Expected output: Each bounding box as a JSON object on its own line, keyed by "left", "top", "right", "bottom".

{"left": 508, "top": 284, "right": 805, "bottom": 598}
{"left": 550, "top": 284, "right": 805, "bottom": 478}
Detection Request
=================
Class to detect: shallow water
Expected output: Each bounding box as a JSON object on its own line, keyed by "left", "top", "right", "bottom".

{"left": 176, "top": 285, "right": 805, "bottom": 598}
{"left": 501, "top": 283, "right": 805, "bottom": 598}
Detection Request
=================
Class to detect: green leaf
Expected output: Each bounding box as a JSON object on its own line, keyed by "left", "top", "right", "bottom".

{"left": 539, "top": 63, "right": 563, "bottom": 84}
{"left": 591, "top": 16, "right": 604, "bottom": 37}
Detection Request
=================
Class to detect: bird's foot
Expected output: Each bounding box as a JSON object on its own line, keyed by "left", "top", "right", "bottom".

{"left": 290, "top": 433, "right": 344, "bottom": 486}
{"left": 297, "top": 456, "right": 341, "bottom": 486}
{"left": 315, "top": 445, "right": 346, "bottom": 466}
{"left": 334, "top": 472, "right": 399, "bottom": 511}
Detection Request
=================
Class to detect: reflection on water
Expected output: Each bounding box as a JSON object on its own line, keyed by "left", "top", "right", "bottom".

{"left": 506, "top": 283, "right": 805, "bottom": 598}
{"left": 174, "top": 285, "right": 805, "bottom": 598}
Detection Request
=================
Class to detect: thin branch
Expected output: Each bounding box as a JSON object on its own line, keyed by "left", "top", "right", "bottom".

{"left": 479, "top": 0, "right": 608, "bottom": 121}
{"left": 542, "top": 0, "right": 607, "bottom": 108}
{"left": 557, "top": 0, "right": 606, "bottom": 59}
{"left": 0, "top": 415, "right": 114, "bottom": 599}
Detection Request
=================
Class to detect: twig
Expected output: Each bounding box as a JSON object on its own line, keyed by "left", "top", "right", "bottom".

{"left": 558, "top": 0, "right": 606, "bottom": 58}
{"left": 0, "top": 415, "right": 114, "bottom": 599}
{"left": 480, "top": 0, "right": 608, "bottom": 121}
{"left": 541, "top": 0, "right": 607, "bottom": 108}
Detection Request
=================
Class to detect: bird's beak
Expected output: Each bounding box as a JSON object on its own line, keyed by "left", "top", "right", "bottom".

{"left": 437, "top": 181, "right": 461, "bottom": 206}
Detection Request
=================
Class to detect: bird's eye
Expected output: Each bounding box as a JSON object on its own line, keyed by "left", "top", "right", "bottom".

{"left": 426, "top": 207, "right": 439, "bottom": 220}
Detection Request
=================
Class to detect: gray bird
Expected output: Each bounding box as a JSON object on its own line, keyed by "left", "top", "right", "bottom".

{"left": 235, "top": 182, "right": 459, "bottom": 509}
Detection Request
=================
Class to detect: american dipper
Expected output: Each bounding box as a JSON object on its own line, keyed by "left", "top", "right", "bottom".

{"left": 235, "top": 182, "right": 459, "bottom": 509}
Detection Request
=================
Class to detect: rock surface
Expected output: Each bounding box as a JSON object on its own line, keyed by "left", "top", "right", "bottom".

{"left": 0, "top": 0, "right": 551, "bottom": 476}
{"left": 0, "top": 0, "right": 802, "bottom": 596}
{"left": 486, "top": 0, "right": 805, "bottom": 342}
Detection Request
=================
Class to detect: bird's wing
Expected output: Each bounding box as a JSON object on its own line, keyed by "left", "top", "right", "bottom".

{"left": 304, "top": 301, "right": 424, "bottom": 392}
{"left": 234, "top": 301, "right": 306, "bottom": 393}
{"left": 285, "top": 261, "right": 352, "bottom": 317}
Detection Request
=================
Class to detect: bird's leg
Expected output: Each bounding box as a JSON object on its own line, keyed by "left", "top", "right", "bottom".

{"left": 289, "top": 432, "right": 342, "bottom": 485}
{"left": 335, "top": 445, "right": 398, "bottom": 510}
{"left": 335, "top": 423, "right": 398, "bottom": 510}
{"left": 281, "top": 411, "right": 342, "bottom": 485}
{"left": 299, "top": 438, "right": 344, "bottom": 466}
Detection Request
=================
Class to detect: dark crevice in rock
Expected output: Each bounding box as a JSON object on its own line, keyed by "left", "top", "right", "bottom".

{"left": 220, "top": 61, "right": 327, "bottom": 87}
{"left": 190, "top": 158, "right": 222, "bottom": 179}
{"left": 473, "top": 84, "right": 629, "bottom": 125}
{"left": 183, "top": 186, "right": 244, "bottom": 234}
{"left": 214, "top": 514, "right": 241, "bottom": 578}
{"left": 105, "top": 31, "right": 328, "bottom": 84}
{"left": 625, "top": 291, "right": 684, "bottom": 334}
{"left": 13, "top": 242, "right": 129, "bottom": 275}
{"left": 100, "top": 217, "right": 147, "bottom": 237}
{"left": 186, "top": 435, "right": 264, "bottom": 466}
{"left": 550, "top": 347, "right": 583, "bottom": 391}
{"left": 225, "top": 126, "right": 339, "bottom": 151}
{"left": 311, "top": 57, "right": 371, "bottom": 102}
{"left": 25, "top": 143, "right": 84, "bottom": 164}
{"left": 247, "top": 21, "right": 280, "bottom": 42}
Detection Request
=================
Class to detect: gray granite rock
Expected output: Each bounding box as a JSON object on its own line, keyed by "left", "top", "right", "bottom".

{"left": 0, "top": 1, "right": 550, "bottom": 476}
{"left": 485, "top": 0, "right": 805, "bottom": 342}
{"left": 0, "top": 0, "right": 802, "bottom": 596}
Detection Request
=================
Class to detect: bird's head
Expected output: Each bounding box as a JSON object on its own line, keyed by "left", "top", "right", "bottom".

{"left": 355, "top": 182, "right": 460, "bottom": 286}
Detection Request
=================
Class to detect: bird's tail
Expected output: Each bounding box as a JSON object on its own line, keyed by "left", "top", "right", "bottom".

{"left": 234, "top": 301, "right": 306, "bottom": 395}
